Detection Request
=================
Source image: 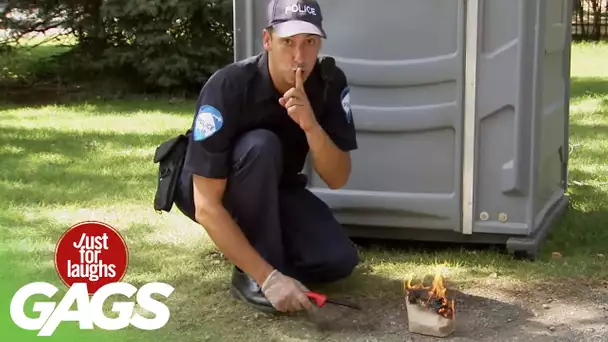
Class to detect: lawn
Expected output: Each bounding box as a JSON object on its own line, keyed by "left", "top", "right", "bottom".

{"left": 0, "top": 41, "right": 607, "bottom": 341}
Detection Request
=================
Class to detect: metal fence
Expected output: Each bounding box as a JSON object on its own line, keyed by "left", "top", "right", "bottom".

{"left": 572, "top": 0, "right": 608, "bottom": 40}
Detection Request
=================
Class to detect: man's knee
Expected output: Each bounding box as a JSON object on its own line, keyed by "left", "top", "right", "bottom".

{"left": 323, "top": 241, "right": 359, "bottom": 280}
{"left": 297, "top": 237, "right": 359, "bottom": 284}
{"left": 232, "top": 129, "right": 282, "bottom": 171}
{"left": 222, "top": 128, "right": 284, "bottom": 221}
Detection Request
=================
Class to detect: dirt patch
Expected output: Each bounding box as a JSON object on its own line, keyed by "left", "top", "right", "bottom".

{"left": 233, "top": 277, "right": 608, "bottom": 341}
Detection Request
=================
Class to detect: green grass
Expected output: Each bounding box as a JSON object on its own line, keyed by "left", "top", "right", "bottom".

{"left": 1, "top": 41, "right": 607, "bottom": 341}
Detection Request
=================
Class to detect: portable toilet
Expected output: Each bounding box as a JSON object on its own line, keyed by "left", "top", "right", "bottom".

{"left": 232, "top": 0, "right": 573, "bottom": 260}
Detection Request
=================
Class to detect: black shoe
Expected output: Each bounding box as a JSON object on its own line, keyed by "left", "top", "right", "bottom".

{"left": 229, "top": 267, "right": 277, "bottom": 313}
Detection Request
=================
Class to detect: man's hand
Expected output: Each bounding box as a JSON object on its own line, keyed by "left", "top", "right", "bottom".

{"left": 279, "top": 68, "right": 319, "bottom": 132}
{"left": 261, "top": 269, "right": 316, "bottom": 312}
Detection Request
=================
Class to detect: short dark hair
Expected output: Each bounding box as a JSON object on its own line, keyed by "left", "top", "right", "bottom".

{"left": 264, "top": 26, "right": 277, "bottom": 40}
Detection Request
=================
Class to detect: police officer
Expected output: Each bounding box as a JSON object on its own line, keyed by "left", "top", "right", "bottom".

{"left": 174, "top": 0, "right": 359, "bottom": 314}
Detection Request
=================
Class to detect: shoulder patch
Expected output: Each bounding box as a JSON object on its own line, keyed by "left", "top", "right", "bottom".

{"left": 340, "top": 87, "right": 352, "bottom": 123}
{"left": 193, "top": 105, "right": 224, "bottom": 141}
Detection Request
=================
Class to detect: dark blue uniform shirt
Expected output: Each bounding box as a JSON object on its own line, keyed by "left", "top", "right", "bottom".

{"left": 182, "top": 51, "right": 357, "bottom": 191}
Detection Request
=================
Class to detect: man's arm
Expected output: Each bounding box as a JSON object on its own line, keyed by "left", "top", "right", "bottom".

{"left": 192, "top": 175, "right": 274, "bottom": 285}
{"left": 307, "top": 67, "right": 358, "bottom": 189}
{"left": 193, "top": 178, "right": 315, "bottom": 312}
{"left": 305, "top": 125, "right": 351, "bottom": 189}
{"left": 184, "top": 68, "right": 274, "bottom": 285}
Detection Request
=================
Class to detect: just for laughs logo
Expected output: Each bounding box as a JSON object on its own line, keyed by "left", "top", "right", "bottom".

{"left": 9, "top": 221, "right": 175, "bottom": 336}
{"left": 67, "top": 230, "right": 116, "bottom": 281}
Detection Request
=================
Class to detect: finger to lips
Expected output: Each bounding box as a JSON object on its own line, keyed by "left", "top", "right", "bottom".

{"left": 295, "top": 67, "right": 304, "bottom": 90}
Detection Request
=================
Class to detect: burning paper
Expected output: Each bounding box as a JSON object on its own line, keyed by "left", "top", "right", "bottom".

{"left": 404, "top": 270, "right": 456, "bottom": 337}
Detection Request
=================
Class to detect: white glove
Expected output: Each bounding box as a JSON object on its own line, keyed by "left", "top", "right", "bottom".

{"left": 261, "top": 270, "right": 315, "bottom": 312}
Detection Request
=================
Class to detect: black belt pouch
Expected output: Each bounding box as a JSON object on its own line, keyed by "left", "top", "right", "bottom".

{"left": 153, "top": 134, "right": 188, "bottom": 212}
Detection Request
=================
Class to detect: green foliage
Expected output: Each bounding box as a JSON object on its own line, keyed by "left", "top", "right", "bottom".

{"left": 99, "top": 0, "right": 234, "bottom": 92}
{"left": 1, "top": 0, "right": 235, "bottom": 94}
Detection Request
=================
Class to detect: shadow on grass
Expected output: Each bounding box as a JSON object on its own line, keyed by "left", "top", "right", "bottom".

{"left": 287, "top": 279, "right": 538, "bottom": 340}
{"left": 0, "top": 96, "right": 195, "bottom": 117}
{"left": 569, "top": 123, "right": 608, "bottom": 148}
{"left": 0, "top": 125, "right": 178, "bottom": 206}
{"left": 570, "top": 76, "right": 608, "bottom": 99}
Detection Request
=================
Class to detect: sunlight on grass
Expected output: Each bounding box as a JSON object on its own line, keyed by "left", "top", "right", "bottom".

{"left": 0, "top": 102, "right": 193, "bottom": 133}
{"left": 571, "top": 97, "right": 605, "bottom": 114}
{"left": 570, "top": 41, "right": 608, "bottom": 77}
{"left": 0, "top": 202, "right": 220, "bottom": 295}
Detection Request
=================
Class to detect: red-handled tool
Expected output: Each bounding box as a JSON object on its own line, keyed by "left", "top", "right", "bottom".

{"left": 305, "top": 291, "right": 361, "bottom": 310}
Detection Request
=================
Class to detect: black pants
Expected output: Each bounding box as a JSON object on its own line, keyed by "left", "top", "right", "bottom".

{"left": 179, "top": 129, "right": 359, "bottom": 284}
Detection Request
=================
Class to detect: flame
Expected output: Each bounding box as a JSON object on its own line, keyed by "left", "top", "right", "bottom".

{"left": 404, "top": 269, "right": 455, "bottom": 320}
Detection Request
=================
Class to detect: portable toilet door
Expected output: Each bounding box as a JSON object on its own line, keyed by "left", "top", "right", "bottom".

{"left": 232, "top": 0, "right": 572, "bottom": 260}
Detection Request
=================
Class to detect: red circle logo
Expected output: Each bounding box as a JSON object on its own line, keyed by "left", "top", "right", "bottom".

{"left": 54, "top": 221, "right": 129, "bottom": 295}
